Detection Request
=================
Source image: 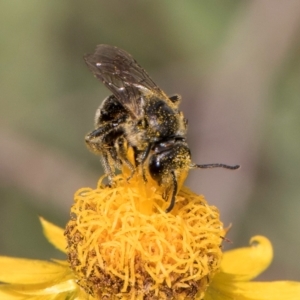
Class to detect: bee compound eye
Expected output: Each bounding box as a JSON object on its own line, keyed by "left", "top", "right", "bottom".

{"left": 148, "top": 156, "right": 162, "bottom": 182}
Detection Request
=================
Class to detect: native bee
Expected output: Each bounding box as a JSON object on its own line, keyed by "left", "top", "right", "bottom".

{"left": 84, "top": 44, "right": 239, "bottom": 212}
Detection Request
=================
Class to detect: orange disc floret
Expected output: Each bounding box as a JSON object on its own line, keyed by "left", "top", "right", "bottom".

{"left": 65, "top": 174, "right": 225, "bottom": 300}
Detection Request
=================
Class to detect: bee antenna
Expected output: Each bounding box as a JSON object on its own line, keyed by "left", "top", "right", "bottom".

{"left": 191, "top": 163, "right": 240, "bottom": 170}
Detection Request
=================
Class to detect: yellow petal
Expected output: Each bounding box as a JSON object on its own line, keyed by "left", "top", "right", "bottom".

{"left": 238, "top": 281, "right": 300, "bottom": 299}
{"left": 51, "top": 259, "right": 70, "bottom": 267}
{"left": 5, "top": 279, "right": 77, "bottom": 295}
{"left": 220, "top": 236, "right": 273, "bottom": 280}
{"left": 0, "top": 285, "right": 75, "bottom": 300}
{"left": 0, "top": 288, "right": 24, "bottom": 300}
{"left": 207, "top": 280, "right": 300, "bottom": 300}
{"left": 0, "top": 281, "right": 93, "bottom": 300}
{"left": 0, "top": 256, "right": 68, "bottom": 284}
{"left": 39, "top": 217, "right": 66, "bottom": 253}
{"left": 205, "top": 273, "right": 238, "bottom": 300}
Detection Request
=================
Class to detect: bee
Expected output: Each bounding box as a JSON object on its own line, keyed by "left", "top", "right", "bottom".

{"left": 84, "top": 44, "right": 239, "bottom": 212}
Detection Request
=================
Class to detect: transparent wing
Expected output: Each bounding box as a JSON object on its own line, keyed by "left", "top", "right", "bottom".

{"left": 84, "top": 44, "right": 169, "bottom": 118}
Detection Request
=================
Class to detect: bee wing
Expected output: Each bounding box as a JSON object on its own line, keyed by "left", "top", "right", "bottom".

{"left": 84, "top": 44, "right": 170, "bottom": 118}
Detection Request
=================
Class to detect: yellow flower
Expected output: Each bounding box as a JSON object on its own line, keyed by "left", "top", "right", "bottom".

{"left": 65, "top": 175, "right": 224, "bottom": 299}
{"left": 205, "top": 235, "right": 300, "bottom": 299}
{"left": 0, "top": 176, "right": 300, "bottom": 299}
{"left": 0, "top": 218, "right": 95, "bottom": 300}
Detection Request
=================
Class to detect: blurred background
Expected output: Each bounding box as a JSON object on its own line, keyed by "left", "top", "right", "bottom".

{"left": 1, "top": 0, "right": 300, "bottom": 281}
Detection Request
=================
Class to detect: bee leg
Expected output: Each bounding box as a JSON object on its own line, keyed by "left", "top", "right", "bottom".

{"left": 165, "top": 171, "right": 178, "bottom": 213}
{"left": 85, "top": 125, "right": 119, "bottom": 186}
{"left": 85, "top": 122, "right": 117, "bottom": 142}
{"left": 136, "top": 144, "right": 151, "bottom": 182}
{"left": 100, "top": 150, "right": 115, "bottom": 186}
{"left": 117, "top": 137, "right": 135, "bottom": 181}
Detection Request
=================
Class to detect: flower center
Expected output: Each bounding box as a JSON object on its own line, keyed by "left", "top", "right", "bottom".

{"left": 65, "top": 174, "right": 224, "bottom": 299}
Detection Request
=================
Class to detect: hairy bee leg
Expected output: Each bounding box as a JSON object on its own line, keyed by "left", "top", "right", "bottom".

{"left": 85, "top": 122, "right": 117, "bottom": 141}
{"left": 100, "top": 150, "right": 116, "bottom": 186}
{"left": 165, "top": 171, "right": 178, "bottom": 213}
{"left": 85, "top": 126, "right": 117, "bottom": 185}
{"left": 85, "top": 123, "right": 120, "bottom": 160}
{"left": 117, "top": 137, "right": 135, "bottom": 181}
{"left": 136, "top": 144, "right": 151, "bottom": 182}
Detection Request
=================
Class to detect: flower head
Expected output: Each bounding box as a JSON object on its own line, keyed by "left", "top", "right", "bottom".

{"left": 0, "top": 175, "right": 300, "bottom": 299}
{"left": 65, "top": 174, "right": 224, "bottom": 299}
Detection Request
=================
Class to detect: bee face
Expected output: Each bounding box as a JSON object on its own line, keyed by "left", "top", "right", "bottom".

{"left": 85, "top": 45, "right": 239, "bottom": 212}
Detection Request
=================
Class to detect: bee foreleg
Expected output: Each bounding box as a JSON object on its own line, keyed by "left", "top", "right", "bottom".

{"left": 100, "top": 150, "right": 115, "bottom": 186}
{"left": 136, "top": 144, "right": 152, "bottom": 182}
{"left": 116, "top": 137, "right": 135, "bottom": 181}
{"left": 85, "top": 123, "right": 123, "bottom": 185}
